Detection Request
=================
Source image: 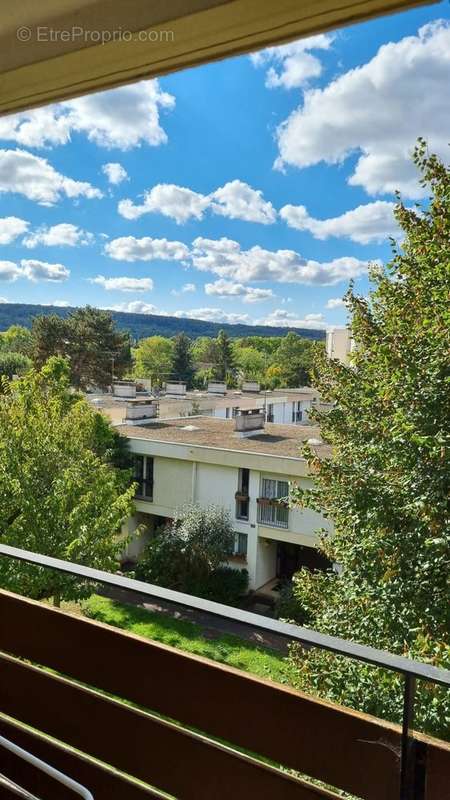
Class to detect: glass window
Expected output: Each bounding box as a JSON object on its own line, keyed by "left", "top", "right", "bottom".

{"left": 234, "top": 532, "right": 248, "bottom": 557}
{"left": 236, "top": 468, "right": 250, "bottom": 520}
{"left": 134, "top": 455, "right": 153, "bottom": 501}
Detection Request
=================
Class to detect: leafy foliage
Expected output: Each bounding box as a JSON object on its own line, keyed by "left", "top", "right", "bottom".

{"left": 0, "top": 357, "right": 135, "bottom": 604}
{"left": 31, "top": 307, "right": 131, "bottom": 390}
{"left": 0, "top": 351, "right": 32, "bottom": 380}
{"left": 133, "top": 335, "right": 174, "bottom": 387}
{"left": 0, "top": 325, "right": 33, "bottom": 356}
{"left": 135, "top": 504, "right": 236, "bottom": 596}
{"left": 214, "top": 329, "right": 236, "bottom": 381}
{"left": 172, "top": 332, "right": 195, "bottom": 387}
{"left": 288, "top": 142, "right": 450, "bottom": 739}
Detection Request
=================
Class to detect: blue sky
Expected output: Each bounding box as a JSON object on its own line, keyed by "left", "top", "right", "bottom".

{"left": 0, "top": 1, "right": 449, "bottom": 330}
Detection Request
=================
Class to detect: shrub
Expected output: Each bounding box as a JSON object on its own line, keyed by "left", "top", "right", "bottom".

{"left": 186, "top": 567, "right": 249, "bottom": 606}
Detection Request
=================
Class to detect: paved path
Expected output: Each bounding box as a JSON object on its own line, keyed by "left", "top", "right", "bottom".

{"left": 99, "top": 585, "right": 289, "bottom": 654}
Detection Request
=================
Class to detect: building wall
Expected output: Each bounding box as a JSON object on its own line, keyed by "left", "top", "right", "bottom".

{"left": 126, "top": 437, "right": 332, "bottom": 590}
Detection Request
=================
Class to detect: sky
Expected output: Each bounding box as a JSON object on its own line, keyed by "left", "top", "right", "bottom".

{"left": 0, "top": 2, "right": 449, "bottom": 331}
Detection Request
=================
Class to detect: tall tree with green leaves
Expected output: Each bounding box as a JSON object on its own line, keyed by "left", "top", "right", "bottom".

{"left": 172, "top": 332, "right": 195, "bottom": 387}
{"left": 0, "top": 325, "right": 33, "bottom": 356}
{"left": 0, "top": 357, "right": 135, "bottom": 605}
{"left": 288, "top": 142, "right": 450, "bottom": 738}
{"left": 0, "top": 352, "right": 32, "bottom": 380}
{"left": 134, "top": 335, "right": 174, "bottom": 387}
{"left": 276, "top": 332, "right": 316, "bottom": 387}
{"left": 31, "top": 308, "right": 131, "bottom": 389}
{"left": 214, "top": 329, "right": 236, "bottom": 381}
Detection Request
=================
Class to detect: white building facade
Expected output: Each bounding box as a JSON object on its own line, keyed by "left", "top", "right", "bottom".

{"left": 120, "top": 417, "right": 333, "bottom": 592}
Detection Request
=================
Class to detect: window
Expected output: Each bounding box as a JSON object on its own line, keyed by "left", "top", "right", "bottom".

{"left": 266, "top": 403, "right": 274, "bottom": 423}
{"left": 234, "top": 532, "right": 248, "bottom": 558}
{"left": 235, "top": 468, "right": 250, "bottom": 520}
{"left": 258, "top": 478, "right": 289, "bottom": 528}
{"left": 292, "top": 401, "right": 302, "bottom": 423}
{"left": 133, "top": 455, "right": 154, "bottom": 500}
{"left": 232, "top": 406, "right": 239, "bottom": 418}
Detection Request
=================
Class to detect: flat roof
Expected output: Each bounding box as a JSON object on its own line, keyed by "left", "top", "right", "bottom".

{"left": 120, "top": 416, "right": 331, "bottom": 460}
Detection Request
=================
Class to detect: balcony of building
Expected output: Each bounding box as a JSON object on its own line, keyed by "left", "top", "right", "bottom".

{"left": 0, "top": 545, "right": 449, "bottom": 800}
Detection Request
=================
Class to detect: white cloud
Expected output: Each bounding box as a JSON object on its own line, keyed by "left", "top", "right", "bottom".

{"left": 191, "top": 237, "right": 370, "bottom": 285}
{"left": 107, "top": 301, "right": 158, "bottom": 314}
{"left": 326, "top": 297, "right": 346, "bottom": 309}
{"left": 0, "top": 217, "right": 29, "bottom": 245}
{"left": 280, "top": 200, "right": 399, "bottom": 244}
{"left": 258, "top": 309, "right": 327, "bottom": 329}
{"left": 105, "top": 236, "right": 190, "bottom": 262}
{"left": 171, "top": 282, "right": 197, "bottom": 296}
{"left": 0, "top": 261, "right": 23, "bottom": 281}
{"left": 210, "top": 180, "right": 276, "bottom": 224}
{"left": 118, "top": 180, "right": 275, "bottom": 224}
{"left": 205, "top": 279, "right": 274, "bottom": 303}
{"left": 89, "top": 275, "right": 154, "bottom": 292}
{"left": 102, "top": 162, "right": 128, "bottom": 185}
{"left": 20, "top": 259, "right": 70, "bottom": 282}
{"left": 0, "top": 149, "right": 102, "bottom": 205}
{"left": 52, "top": 300, "right": 70, "bottom": 307}
{"left": 0, "top": 297, "right": 8, "bottom": 302}
{"left": 23, "top": 223, "right": 94, "bottom": 248}
{"left": 172, "top": 307, "right": 253, "bottom": 325}
{"left": 119, "top": 184, "right": 209, "bottom": 223}
{"left": 0, "top": 80, "right": 175, "bottom": 150}
{"left": 251, "top": 34, "right": 334, "bottom": 89}
{"left": 275, "top": 22, "right": 450, "bottom": 198}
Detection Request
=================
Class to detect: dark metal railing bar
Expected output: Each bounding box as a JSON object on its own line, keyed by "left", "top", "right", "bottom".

{"left": 1, "top": 544, "right": 449, "bottom": 688}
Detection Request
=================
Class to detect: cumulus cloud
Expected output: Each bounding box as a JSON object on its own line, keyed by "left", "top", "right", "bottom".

{"left": 326, "top": 297, "right": 346, "bottom": 309}
{"left": 0, "top": 261, "right": 23, "bottom": 281}
{"left": 251, "top": 34, "right": 334, "bottom": 89}
{"left": 0, "top": 80, "right": 175, "bottom": 150}
{"left": 118, "top": 180, "right": 275, "bottom": 225}
{"left": 0, "top": 216, "right": 29, "bottom": 245}
{"left": 275, "top": 21, "right": 450, "bottom": 198}
{"left": 205, "top": 279, "right": 274, "bottom": 303}
{"left": 258, "top": 309, "right": 327, "bottom": 329}
{"left": 105, "top": 236, "right": 190, "bottom": 262}
{"left": 191, "top": 237, "right": 370, "bottom": 285}
{"left": 210, "top": 180, "right": 276, "bottom": 224}
{"left": 23, "top": 223, "right": 94, "bottom": 248}
{"left": 0, "top": 149, "right": 102, "bottom": 205}
{"left": 172, "top": 307, "right": 253, "bottom": 325}
{"left": 102, "top": 162, "right": 128, "bottom": 185}
{"left": 107, "top": 301, "right": 159, "bottom": 314}
{"left": 89, "top": 275, "right": 154, "bottom": 292}
{"left": 280, "top": 200, "right": 399, "bottom": 244}
{"left": 20, "top": 259, "right": 70, "bottom": 282}
{"left": 119, "top": 184, "right": 209, "bottom": 223}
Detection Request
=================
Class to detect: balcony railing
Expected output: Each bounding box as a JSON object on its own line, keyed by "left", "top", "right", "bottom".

{"left": 257, "top": 497, "right": 289, "bottom": 528}
{"left": 0, "top": 544, "right": 449, "bottom": 800}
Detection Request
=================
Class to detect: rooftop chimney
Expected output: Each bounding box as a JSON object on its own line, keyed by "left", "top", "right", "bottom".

{"left": 242, "top": 381, "right": 260, "bottom": 393}
{"left": 165, "top": 381, "right": 187, "bottom": 398}
{"left": 207, "top": 381, "right": 227, "bottom": 395}
{"left": 234, "top": 408, "right": 265, "bottom": 437}
{"left": 124, "top": 399, "right": 159, "bottom": 423}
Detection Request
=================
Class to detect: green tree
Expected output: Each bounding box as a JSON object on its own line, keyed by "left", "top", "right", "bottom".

{"left": 214, "top": 329, "right": 236, "bottom": 381}
{"left": 31, "top": 308, "right": 131, "bottom": 390}
{"left": 234, "top": 346, "right": 266, "bottom": 382}
{"left": 31, "top": 314, "right": 68, "bottom": 366}
{"left": 191, "top": 336, "right": 218, "bottom": 366}
{"left": 0, "top": 357, "right": 135, "bottom": 606}
{"left": 136, "top": 504, "right": 235, "bottom": 590}
{"left": 276, "top": 332, "right": 315, "bottom": 386}
{"left": 0, "top": 325, "right": 33, "bottom": 356}
{"left": 0, "top": 352, "right": 32, "bottom": 380}
{"left": 134, "top": 336, "right": 174, "bottom": 387}
{"left": 67, "top": 307, "right": 131, "bottom": 389}
{"left": 172, "top": 333, "right": 195, "bottom": 387}
{"left": 288, "top": 142, "right": 450, "bottom": 738}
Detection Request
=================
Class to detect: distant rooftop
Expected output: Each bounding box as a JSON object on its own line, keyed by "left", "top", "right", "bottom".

{"left": 119, "top": 416, "right": 331, "bottom": 460}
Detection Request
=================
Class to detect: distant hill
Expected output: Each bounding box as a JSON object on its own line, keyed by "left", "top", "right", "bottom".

{"left": 0, "top": 303, "right": 325, "bottom": 342}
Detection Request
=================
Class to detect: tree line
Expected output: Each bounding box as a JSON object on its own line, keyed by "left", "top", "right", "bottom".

{"left": 0, "top": 311, "right": 320, "bottom": 391}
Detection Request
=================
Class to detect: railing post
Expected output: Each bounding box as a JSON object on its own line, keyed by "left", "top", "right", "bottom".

{"left": 399, "top": 674, "right": 419, "bottom": 800}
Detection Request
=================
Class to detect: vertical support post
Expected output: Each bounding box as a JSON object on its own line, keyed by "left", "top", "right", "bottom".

{"left": 400, "top": 674, "right": 417, "bottom": 800}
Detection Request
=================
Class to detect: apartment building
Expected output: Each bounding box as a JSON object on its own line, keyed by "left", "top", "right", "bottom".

{"left": 118, "top": 410, "right": 333, "bottom": 592}
{"left": 326, "top": 327, "right": 355, "bottom": 365}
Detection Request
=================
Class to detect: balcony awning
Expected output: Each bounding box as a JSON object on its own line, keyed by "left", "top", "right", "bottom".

{"left": 0, "top": 0, "right": 430, "bottom": 115}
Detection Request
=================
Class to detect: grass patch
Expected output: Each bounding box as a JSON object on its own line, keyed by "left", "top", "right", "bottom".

{"left": 83, "top": 595, "right": 292, "bottom": 685}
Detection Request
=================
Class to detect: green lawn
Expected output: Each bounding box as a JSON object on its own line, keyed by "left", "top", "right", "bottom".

{"left": 83, "top": 595, "right": 292, "bottom": 685}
